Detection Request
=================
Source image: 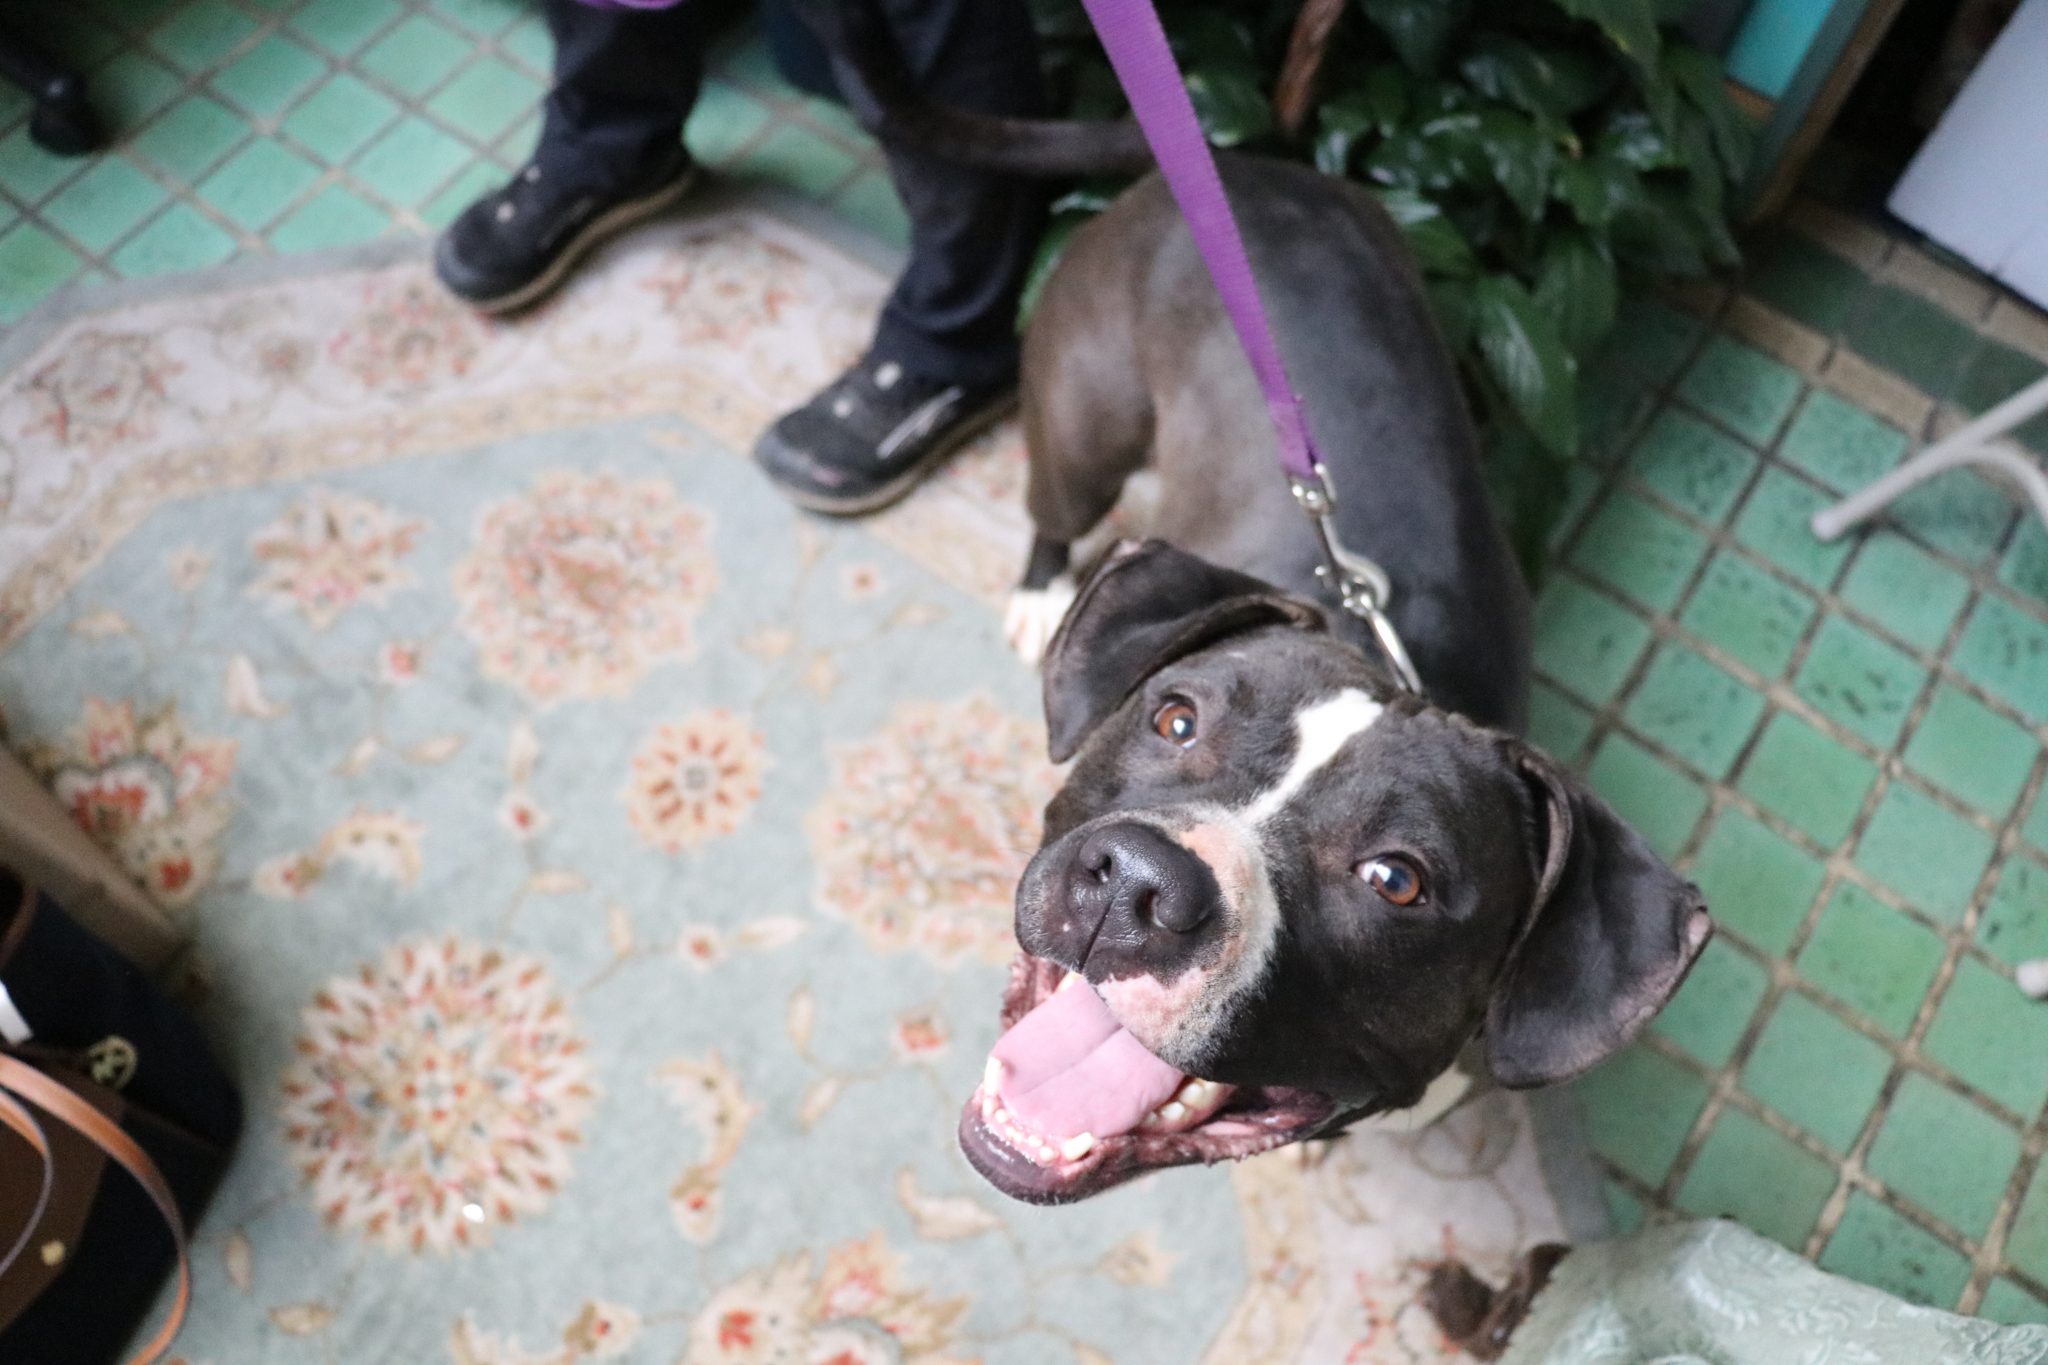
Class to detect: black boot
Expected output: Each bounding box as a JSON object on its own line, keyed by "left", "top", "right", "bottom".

{"left": 754, "top": 352, "right": 1015, "bottom": 515}
{"left": 433, "top": 143, "right": 694, "bottom": 313}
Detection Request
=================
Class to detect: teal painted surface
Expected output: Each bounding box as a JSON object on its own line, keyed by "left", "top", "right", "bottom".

{"left": 1728, "top": 0, "right": 1838, "bottom": 99}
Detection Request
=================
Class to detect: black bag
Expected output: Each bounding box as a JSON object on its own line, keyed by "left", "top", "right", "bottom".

{"left": 0, "top": 869, "right": 241, "bottom": 1364}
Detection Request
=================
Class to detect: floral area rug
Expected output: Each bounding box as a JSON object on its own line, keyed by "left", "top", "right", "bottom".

{"left": 0, "top": 201, "right": 1568, "bottom": 1364}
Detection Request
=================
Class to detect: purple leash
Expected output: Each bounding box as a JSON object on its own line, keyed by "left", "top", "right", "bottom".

{"left": 1077, "top": 0, "right": 1422, "bottom": 692}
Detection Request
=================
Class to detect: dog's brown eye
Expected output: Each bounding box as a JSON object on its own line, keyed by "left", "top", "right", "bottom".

{"left": 1152, "top": 699, "right": 1199, "bottom": 747}
{"left": 1358, "top": 855, "right": 1425, "bottom": 906}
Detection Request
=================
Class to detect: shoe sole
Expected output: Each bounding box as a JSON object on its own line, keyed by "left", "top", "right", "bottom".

{"left": 763, "top": 391, "right": 1021, "bottom": 518}
{"left": 455, "top": 166, "right": 699, "bottom": 316}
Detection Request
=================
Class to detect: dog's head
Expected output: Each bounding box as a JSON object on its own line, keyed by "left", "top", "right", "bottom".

{"left": 960, "top": 541, "right": 1710, "bottom": 1202}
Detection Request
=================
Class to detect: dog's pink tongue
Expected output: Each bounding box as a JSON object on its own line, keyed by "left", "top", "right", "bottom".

{"left": 989, "top": 979, "right": 1185, "bottom": 1139}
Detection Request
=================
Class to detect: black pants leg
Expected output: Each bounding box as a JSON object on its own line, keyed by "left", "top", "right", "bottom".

{"left": 541, "top": 0, "right": 1047, "bottom": 388}
{"left": 539, "top": 0, "right": 702, "bottom": 186}
{"left": 836, "top": 0, "right": 1049, "bottom": 388}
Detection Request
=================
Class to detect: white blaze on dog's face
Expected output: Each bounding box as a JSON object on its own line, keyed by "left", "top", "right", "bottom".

{"left": 1089, "top": 687, "right": 1384, "bottom": 1066}
{"left": 958, "top": 541, "right": 1710, "bottom": 1206}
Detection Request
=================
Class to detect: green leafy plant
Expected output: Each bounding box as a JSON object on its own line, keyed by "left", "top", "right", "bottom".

{"left": 1023, "top": 0, "right": 1754, "bottom": 569}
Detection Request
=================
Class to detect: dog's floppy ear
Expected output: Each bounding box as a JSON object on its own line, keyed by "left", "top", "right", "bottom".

{"left": 1484, "top": 748, "right": 1712, "bottom": 1089}
{"left": 1041, "top": 539, "right": 1324, "bottom": 762}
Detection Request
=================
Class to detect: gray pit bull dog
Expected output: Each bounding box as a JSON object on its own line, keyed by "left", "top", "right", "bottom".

{"left": 954, "top": 158, "right": 1712, "bottom": 1205}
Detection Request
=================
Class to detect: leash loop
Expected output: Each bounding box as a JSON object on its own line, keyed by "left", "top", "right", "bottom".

{"left": 1290, "top": 468, "right": 1424, "bottom": 693}
{"left": 1078, "top": 0, "right": 1419, "bottom": 692}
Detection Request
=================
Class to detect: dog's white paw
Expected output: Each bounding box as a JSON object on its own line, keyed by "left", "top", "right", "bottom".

{"left": 1005, "top": 576, "right": 1077, "bottom": 669}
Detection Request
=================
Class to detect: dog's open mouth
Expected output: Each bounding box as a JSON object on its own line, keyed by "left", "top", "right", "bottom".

{"left": 958, "top": 954, "right": 1337, "bottom": 1203}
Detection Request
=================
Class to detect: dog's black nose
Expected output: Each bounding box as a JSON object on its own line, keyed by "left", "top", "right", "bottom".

{"left": 1073, "top": 823, "right": 1215, "bottom": 934}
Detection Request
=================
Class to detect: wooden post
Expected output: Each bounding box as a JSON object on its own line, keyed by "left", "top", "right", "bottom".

{"left": 0, "top": 746, "right": 181, "bottom": 971}
{"left": 1274, "top": 0, "right": 1347, "bottom": 139}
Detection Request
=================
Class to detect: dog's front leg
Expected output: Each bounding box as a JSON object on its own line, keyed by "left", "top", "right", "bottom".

{"left": 1004, "top": 534, "right": 1076, "bottom": 667}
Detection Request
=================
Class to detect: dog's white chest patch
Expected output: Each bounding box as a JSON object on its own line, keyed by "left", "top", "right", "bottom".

{"left": 1245, "top": 688, "right": 1383, "bottom": 826}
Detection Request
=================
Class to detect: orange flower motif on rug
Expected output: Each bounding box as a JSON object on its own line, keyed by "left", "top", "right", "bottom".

{"left": 328, "top": 277, "right": 488, "bottom": 392}
{"left": 454, "top": 470, "right": 718, "bottom": 702}
{"left": 625, "top": 709, "right": 767, "bottom": 853}
{"left": 20, "top": 329, "right": 182, "bottom": 450}
{"left": 249, "top": 489, "right": 424, "bottom": 630}
{"left": 683, "top": 1233, "right": 968, "bottom": 1365}
{"left": 281, "top": 938, "right": 596, "bottom": 1255}
{"left": 26, "top": 696, "right": 236, "bottom": 908}
{"left": 449, "top": 1299, "right": 642, "bottom": 1363}
{"left": 807, "top": 694, "right": 1056, "bottom": 965}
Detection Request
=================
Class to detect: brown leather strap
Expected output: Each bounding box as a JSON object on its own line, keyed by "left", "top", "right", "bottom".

{"left": 0, "top": 1085, "right": 53, "bottom": 1285}
{"left": 0, "top": 1055, "right": 189, "bottom": 1365}
{"left": 0, "top": 875, "right": 52, "bottom": 1284}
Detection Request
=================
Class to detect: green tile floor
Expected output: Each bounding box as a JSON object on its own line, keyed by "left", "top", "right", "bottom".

{"left": 1562, "top": 269, "right": 2048, "bottom": 1319}
{"left": 0, "top": 0, "right": 900, "bottom": 323}
{"left": 6, "top": 0, "right": 2048, "bottom": 1328}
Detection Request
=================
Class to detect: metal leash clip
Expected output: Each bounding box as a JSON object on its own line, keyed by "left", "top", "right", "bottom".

{"left": 1289, "top": 465, "right": 1424, "bottom": 695}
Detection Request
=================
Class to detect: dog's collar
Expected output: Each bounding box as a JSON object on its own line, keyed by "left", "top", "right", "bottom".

{"left": 1289, "top": 465, "right": 1423, "bottom": 693}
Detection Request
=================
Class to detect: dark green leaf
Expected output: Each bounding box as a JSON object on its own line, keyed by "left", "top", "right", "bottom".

{"left": 1364, "top": 116, "right": 1488, "bottom": 192}
{"left": 1482, "top": 419, "right": 1571, "bottom": 585}
{"left": 1663, "top": 41, "right": 1755, "bottom": 180}
{"left": 1165, "top": 10, "right": 1259, "bottom": 74}
{"left": 1028, "top": 0, "right": 1094, "bottom": 42}
{"left": 1316, "top": 91, "right": 1378, "bottom": 176}
{"left": 1363, "top": 63, "right": 1411, "bottom": 135}
{"left": 1427, "top": 279, "right": 1476, "bottom": 354}
{"left": 1458, "top": 37, "right": 1611, "bottom": 120}
{"left": 1362, "top": 131, "right": 1434, "bottom": 190}
{"left": 1597, "top": 109, "right": 1678, "bottom": 169}
{"left": 1069, "top": 59, "right": 1129, "bottom": 121}
{"left": 1473, "top": 107, "right": 1557, "bottom": 222}
{"left": 1415, "top": 80, "right": 1479, "bottom": 117}
{"left": 1609, "top": 186, "right": 1708, "bottom": 274}
{"left": 1552, "top": 154, "right": 1640, "bottom": 229}
{"left": 1673, "top": 114, "right": 1726, "bottom": 221}
{"left": 1187, "top": 66, "right": 1274, "bottom": 146}
{"left": 1372, "top": 189, "right": 1480, "bottom": 277}
{"left": 1049, "top": 178, "right": 1123, "bottom": 216}
{"left": 1533, "top": 227, "right": 1619, "bottom": 351}
{"left": 1447, "top": 197, "right": 1504, "bottom": 253}
{"left": 1551, "top": 0, "right": 1660, "bottom": 71}
{"left": 1640, "top": 64, "right": 1682, "bottom": 138}
{"left": 1408, "top": 216, "right": 1483, "bottom": 277}
{"left": 1472, "top": 274, "right": 1579, "bottom": 459}
{"left": 1373, "top": 186, "right": 1445, "bottom": 228}
{"left": 1685, "top": 193, "right": 1742, "bottom": 269}
{"left": 1018, "top": 212, "right": 1088, "bottom": 327}
{"left": 1359, "top": 0, "right": 1471, "bottom": 76}
{"left": 1317, "top": 65, "right": 1415, "bottom": 176}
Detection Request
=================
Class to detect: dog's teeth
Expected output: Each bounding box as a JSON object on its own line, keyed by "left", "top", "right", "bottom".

{"left": 1060, "top": 1133, "right": 1095, "bottom": 1161}
{"left": 1056, "top": 972, "right": 1082, "bottom": 993}
{"left": 1036, "top": 1142, "right": 1056, "bottom": 1163}
{"left": 983, "top": 1057, "right": 1005, "bottom": 1095}
{"left": 993, "top": 1106, "right": 1010, "bottom": 1125}
{"left": 1160, "top": 1101, "right": 1187, "bottom": 1123}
